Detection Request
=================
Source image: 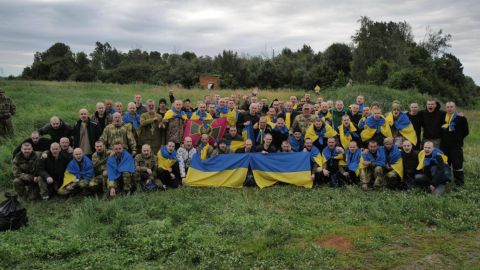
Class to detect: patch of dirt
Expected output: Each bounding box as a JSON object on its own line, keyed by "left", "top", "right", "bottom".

{"left": 315, "top": 235, "right": 353, "bottom": 252}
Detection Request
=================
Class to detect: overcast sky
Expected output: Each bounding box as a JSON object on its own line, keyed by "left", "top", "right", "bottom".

{"left": 0, "top": 0, "right": 479, "bottom": 83}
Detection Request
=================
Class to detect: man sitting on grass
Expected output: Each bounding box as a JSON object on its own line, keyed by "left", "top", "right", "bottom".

{"left": 414, "top": 141, "right": 451, "bottom": 195}
{"left": 58, "top": 148, "right": 95, "bottom": 196}
{"left": 106, "top": 142, "right": 136, "bottom": 197}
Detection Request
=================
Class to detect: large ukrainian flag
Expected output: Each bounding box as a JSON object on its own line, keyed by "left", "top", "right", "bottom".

{"left": 250, "top": 152, "right": 313, "bottom": 189}
{"left": 185, "top": 153, "right": 249, "bottom": 188}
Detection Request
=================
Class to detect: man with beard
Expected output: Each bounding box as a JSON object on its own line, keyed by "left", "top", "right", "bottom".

{"left": 13, "top": 142, "right": 40, "bottom": 201}
{"left": 38, "top": 116, "right": 73, "bottom": 143}
{"left": 107, "top": 142, "right": 136, "bottom": 197}
{"left": 163, "top": 100, "right": 188, "bottom": 148}
{"left": 100, "top": 112, "right": 137, "bottom": 155}
{"left": 91, "top": 140, "right": 111, "bottom": 191}
{"left": 73, "top": 108, "right": 101, "bottom": 156}
{"left": 134, "top": 144, "right": 158, "bottom": 190}
{"left": 12, "top": 131, "right": 51, "bottom": 158}
{"left": 138, "top": 99, "right": 164, "bottom": 154}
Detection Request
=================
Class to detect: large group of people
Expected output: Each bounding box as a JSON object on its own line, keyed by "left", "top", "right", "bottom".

{"left": 7, "top": 87, "right": 469, "bottom": 201}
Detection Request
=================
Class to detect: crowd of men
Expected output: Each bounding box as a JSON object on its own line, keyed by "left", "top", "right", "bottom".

{"left": 5, "top": 87, "right": 469, "bottom": 201}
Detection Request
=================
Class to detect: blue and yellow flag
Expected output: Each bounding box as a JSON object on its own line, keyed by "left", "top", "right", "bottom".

{"left": 385, "top": 112, "right": 417, "bottom": 145}
{"left": 185, "top": 154, "right": 249, "bottom": 188}
{"left": 250, "top": 152, "right": 313, "bottom": 189}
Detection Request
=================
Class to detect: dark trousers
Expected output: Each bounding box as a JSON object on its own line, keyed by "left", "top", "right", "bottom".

{"left": 441, "top": 146, "right": 464, "bottom": 186}
{"left": 158, "top": 162, "right": 181, "bottom": 188}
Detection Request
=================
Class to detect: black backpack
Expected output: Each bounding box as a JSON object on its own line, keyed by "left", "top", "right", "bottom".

{"left": 0, "top": 192, "right": 28, "bottom": 232}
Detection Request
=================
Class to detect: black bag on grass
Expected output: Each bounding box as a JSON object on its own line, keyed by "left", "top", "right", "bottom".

{"left": 0, "top": 192, "right": 28, "bottom": 232}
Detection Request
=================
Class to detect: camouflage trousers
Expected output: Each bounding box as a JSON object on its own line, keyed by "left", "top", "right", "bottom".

{"left": 107, "top": 172, "right": 135, "bottom": 192}
{"left": 57, "top": 178, "right": 98, "bottom": 196}
{"left": 360, "top": 166, "right": 385, "bottom": 188}
{"left": 13, "top": 174, "right": 39, "bottom": 200}
{"left": 0, "top": 118, "right": 14, "bottom": 137}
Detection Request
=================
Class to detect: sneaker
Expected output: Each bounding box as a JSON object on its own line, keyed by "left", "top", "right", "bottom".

{"left": 42, "top": 195, "right": 49, "bottom": 201}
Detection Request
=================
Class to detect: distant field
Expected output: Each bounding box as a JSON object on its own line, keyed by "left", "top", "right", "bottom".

{"left": 0, "top": 80, "right": 478, "bottom": 269}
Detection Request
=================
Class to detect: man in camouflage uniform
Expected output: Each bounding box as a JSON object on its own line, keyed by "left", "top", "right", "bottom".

{"left": 163, "top": 100, "right": 186, "bottom": 148}
{"left": 0, "top": 88, "right": 16, "bottom": 137}
{"left": 138, "top": 99, "right": 164, "bottom": 154}
{"left": 291, "top": 104, "right": 318, "bottom": 135}
{"left": 100, "top": 112, "right": 137, "bottom": 155}
{"left": 12, "top": 142, "right": 39, "bottom": 201}
{"left": 134, "top": 144, "right": 158, "bottom": 190}
{"left": 91, "top": 140, "right": 111, "bottom": 190}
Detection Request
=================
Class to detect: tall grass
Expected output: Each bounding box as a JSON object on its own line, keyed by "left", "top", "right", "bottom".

{"left": 0, "top": 80, "right": 478, "bottom": 269}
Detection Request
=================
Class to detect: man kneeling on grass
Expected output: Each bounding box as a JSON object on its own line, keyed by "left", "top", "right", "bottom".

{"left": 157, "top": 141, "right": 181, "bottom": 189}
{"left": 58, "top": 148, "right": 95, "bottom": 196}
{"left": 414, "top": 141, "right": 451, "bottom": 195}
{"left": 360, "top": 140, "right": 386, "bottom": 191}
{"left": 107, "top": 142, "right": 135, "bottom": 197}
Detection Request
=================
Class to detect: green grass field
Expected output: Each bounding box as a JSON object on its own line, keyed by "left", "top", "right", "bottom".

{"left": 0, "top": 80, "right": 478, "bottom": 269}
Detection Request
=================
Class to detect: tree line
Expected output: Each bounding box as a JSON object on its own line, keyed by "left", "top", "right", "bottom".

{"left": 20, "top": 16, "right": 479, "bottom": 106}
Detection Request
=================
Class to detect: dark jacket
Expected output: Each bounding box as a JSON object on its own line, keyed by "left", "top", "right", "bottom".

{"left": 255, "top": 144, "right": 276, "bottom": 153}
{"left": 91, "top": 112, "right": 112, "bottom": 134}
{"left": 38, "top": 119, "right": 73, "bottom": 143}
{"left": 420, "top": 102, "right": 446, "bottom": 140}
{"left": 73, "top": 119, "right": 102, "bottom": 151}
{"left": 38, "top": 151, "right": 70, "bottom": 185}
{"left": 440, "top": 115, "right": 469, "bottom": 148}
{"left": 401, "top": 150, "right": 419, "bottom": 178}
{"left": 12, "top": 138, "right": 51, "bottom": 158}
{"left": 236, "top": 112, "right": 260, "bottom": 132}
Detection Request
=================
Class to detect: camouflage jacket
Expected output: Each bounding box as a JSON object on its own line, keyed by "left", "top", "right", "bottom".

{"left": 0, "top": 96, "right": 16, "bottom": 119}
{"left": 134, "top": 154, "right": 157, "bottom": 177}
{"left": 291, "top": 114, "right": 318, "bottom": 135}
{"left": 100, "top": 123, "right": 136, "bottom": 151}
{"left": 12, "top": 152, "right": 39, "bottom": 178}
{"left": 92, "top": 150, "right": 111, "bottom": 174}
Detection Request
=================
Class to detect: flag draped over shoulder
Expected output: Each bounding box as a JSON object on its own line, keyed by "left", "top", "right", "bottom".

{"left": 185, "top": 153, "right": 250, "bottom": 188}
{"left": 360, "top": 115, "right": 392, "bottom": 142}
{"left": 385, "top": 112, "right": 417, "bottom": 145}
{"left": 250, "top": 152, "right": 313, "bottom": 189}
{"left": 384, "top": 145, "right": 404, "bottom": 179}
{"left": 66, "top": 156, "right": 94, "bottom": 180}
{"left": 184, "top": 117, "right": 228, "bottom": 146}
{"left": 417, "top": 149, "right": 448, "bottom": 171}
{"left": 107, "top": 150, "right": 135, "bottom": 181}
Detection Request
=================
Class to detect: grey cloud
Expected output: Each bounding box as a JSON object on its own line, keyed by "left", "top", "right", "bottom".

{"left": 0, "top": 0, "right": 479, "bottom": 83}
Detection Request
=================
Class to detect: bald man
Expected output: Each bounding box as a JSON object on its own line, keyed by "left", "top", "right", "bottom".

{"left": 73, "top": 108, "right": 101, "bottom": 155}
{"left": 38, "top": 116, "right": 73, "bottom": 143}
{"left": 440, "top": 101, "right": 469, "bottom": 188}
